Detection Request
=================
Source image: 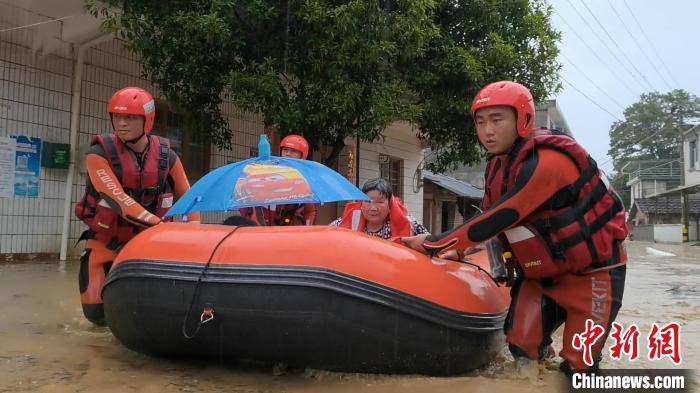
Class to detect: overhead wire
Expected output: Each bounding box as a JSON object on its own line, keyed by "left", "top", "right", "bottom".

{"left": 559, "top": 53, "right": 627, "bottom": 112}
{"left": 553, "top": 10, "right": 639, "bottom": 96}
{"left": 561, "top": 76, "right": 623, "bottom": 121}
{"left": 569, "top": 101, "right": 680, "bottom": 168}
{"left": 562, "top": 0, "right": 649, "bottom": 92}
{"left": 622, "top": 0, "right": 681, "bottom": 88}
{"left": 558, "top": 76, "right": 624, "bottom": 169}
{"left": 606, "top": 0, "right": 673, "bottom": 91}
{"left": 578, "top": 0, "right": 656, "bottom": 91}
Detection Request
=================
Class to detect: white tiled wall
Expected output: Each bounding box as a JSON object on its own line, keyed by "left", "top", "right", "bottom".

{"left": 1, "top": 25, "right": 262, "bottom": 256}
{"left": 1, "top": 23, "right": 73, "bottom": 255}
{"left": 352, "top": 121, "right": 425, "bottom": 222}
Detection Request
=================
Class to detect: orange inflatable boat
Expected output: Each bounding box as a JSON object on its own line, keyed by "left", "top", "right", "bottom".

{"left": 102, "top": 223, "right": 510, "bottom": 375}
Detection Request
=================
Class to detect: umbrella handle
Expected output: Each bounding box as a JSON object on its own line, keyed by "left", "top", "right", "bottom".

{"left": 182, "top": 196, "right": 203, "bottom": 219}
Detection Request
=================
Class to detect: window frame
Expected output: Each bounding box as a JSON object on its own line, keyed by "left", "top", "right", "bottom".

{"left": 151, "top": 101, "right": 211, "bottom": 182}
{"left": 379, "top": 155, "right": 404, "bottom": 199}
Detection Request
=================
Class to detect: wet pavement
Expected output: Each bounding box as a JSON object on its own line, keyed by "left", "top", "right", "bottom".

{"left": 0, "top": 241, "right": 698, "bottom": 392}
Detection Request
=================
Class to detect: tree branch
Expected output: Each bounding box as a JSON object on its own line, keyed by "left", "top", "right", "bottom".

{"left": 323, "top": 134, "right": 346, "bottom": 167}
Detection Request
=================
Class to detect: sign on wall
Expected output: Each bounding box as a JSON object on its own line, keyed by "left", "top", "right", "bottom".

{"left": 41, "top": 142, "right": 70, "bottom": 169}
{"left": 0, "top": 137, "right": 16, "bottom": 198}
{"left": 12, "top": 136, "right": 42, "bottom": 198}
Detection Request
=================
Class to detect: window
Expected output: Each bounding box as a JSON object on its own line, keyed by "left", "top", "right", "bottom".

{"left": 690, "top": 140, "right": 698, "bottom": 170}
{"left": 151, "top": 103, "right": 210, "bottom": 181}
{"left": 379, "top": 155, "right": 403, "bottom": 199}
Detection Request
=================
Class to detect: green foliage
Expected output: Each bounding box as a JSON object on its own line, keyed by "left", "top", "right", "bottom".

{"left": 410, "top": 0, "right": 561, "bottom": 170}
{"left": 86, "top": 0, "right": 560, "bottom": 169}
{"left": 608, "top": 90, "right": 700, "bottom": 173}
{"left": 609, "top": 171, "right": 631, "bottom": 210}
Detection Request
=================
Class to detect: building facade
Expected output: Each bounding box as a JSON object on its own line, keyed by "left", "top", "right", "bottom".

{"left": 622, "top": 159, "right": 681, "bottom": 208}
{"left": 0, "top": 5, "right": 425, "bottom": 257}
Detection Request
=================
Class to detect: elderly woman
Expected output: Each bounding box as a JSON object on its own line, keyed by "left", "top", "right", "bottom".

{"left": 330, "top": 178, "right": 429, "bottom": 239}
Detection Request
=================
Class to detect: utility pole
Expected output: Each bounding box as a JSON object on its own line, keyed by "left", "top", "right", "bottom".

{"left": 671, "top": 105, "right": 688, "bottom": 243}
{"left": 677, "top": 109, "right": 689, "bottom": 242}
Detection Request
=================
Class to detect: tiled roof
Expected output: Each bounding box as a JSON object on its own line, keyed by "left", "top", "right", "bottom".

{"left": 634, "top": 197, "right": 700, "bottom": 215}
{"left": 423, "top": 172, "right": 484, "bottom": 199}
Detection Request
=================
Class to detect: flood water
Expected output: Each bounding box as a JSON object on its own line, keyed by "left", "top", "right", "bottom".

{"left": 0, "top": 241, "right": 698, "bottom": 392}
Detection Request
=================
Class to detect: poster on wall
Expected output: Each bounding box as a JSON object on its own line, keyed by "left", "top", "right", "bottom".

{"left": 0, "top": 137, "right": 16, "bottom": 198}
{"left": 12, "top": 136, "right": 42, "bottom": 198}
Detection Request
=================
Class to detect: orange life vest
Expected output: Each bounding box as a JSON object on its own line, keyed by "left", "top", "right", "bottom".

{"left": 339, "top": 197, "right": 412, "bottom": 237}
{"left": 484, "top": 130, "right": 628, "bottom": 277}
{"left": 75, "top": 133, "right": 172, "bottom": 250}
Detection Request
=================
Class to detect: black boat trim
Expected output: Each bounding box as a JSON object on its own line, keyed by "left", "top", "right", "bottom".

{"left": 105, "top": 260, "right": 507, "bottom": 332}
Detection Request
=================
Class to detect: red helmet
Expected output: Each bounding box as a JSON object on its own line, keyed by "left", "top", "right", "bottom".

{"left": 470, "top": 81, "right": 535, "bottom": 138}
{"left": 107, "top": 87, "right": 156, "bottom": 133}
{"left": 280, "top": 134, "right": 309, "bottom": 159}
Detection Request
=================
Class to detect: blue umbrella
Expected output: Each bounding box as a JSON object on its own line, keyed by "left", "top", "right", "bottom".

{"left": 166, "top": 135, "right": 368, "bottom": 217}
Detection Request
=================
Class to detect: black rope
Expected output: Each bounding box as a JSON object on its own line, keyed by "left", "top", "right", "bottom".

{"left": 181, "top": 225, "right": 242, "bottom": 339}
{"left": 458, "top": 257, "right": 501, "bottom": 286}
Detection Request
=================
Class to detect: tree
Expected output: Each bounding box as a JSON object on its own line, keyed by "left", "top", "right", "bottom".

{"left": 87, "top": 0, "right": 560, "bottom": 169}
{"left": 608, "top": 90, "right": 700, "bottom": 173}
{"left": 409, "top": 0, "right": 560, "bottom": 170}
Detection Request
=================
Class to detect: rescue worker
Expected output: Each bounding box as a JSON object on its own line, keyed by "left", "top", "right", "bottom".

{"left": 240, "top": 134, "right": 317, "bottom": 226}
{"left": 402, "top": 81, "right": 628, "bottom": 375}
{"left": 330, "top": 178, "right": 429, "bottom": 239}
{"left": 75, "top": 86, "right": 199, "bottom": 325}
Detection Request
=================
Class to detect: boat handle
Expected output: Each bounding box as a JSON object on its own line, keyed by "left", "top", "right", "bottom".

{"left": 200, "top": 306, "right": 214, "bottom": 324}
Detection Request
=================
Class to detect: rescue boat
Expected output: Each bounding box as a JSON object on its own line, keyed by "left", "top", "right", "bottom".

{"left": 102, "top": 223, "right": 510, "bottom": 376}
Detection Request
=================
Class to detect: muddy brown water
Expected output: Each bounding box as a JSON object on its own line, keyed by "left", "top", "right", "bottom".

{"left": 0, "top": 241, "right": 697, "bottom": 392}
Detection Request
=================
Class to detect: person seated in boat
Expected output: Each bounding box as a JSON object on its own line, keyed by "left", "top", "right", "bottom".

{"left": 401, "top": 81, "right": 628, "bottom": 376}
{"left": 239, "top": 134, "right": 317, "bottom": 226}
{"left": 329, "top": 178, "right": 429, "bottom": 239}
{"left": 74, "top": 86, "right": 199, "bottom": 325}
{"left": 222, "top": 215, "right": 258, "bottom": 227}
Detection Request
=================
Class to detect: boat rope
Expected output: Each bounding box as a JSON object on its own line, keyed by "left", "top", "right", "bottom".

{"left": 464, "top": 261, "right": 501, "bottom": 285}
{"left": 181, "top": 225, "right": 242, "bottom": 339}
{"left": 459, "top": 256, "right": 501, "bottom": 285}
{"left": 459, "top": 246, "right": 502, "bottom": 285}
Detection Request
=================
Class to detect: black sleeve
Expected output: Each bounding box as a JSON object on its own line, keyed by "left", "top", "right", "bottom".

{"left": 168, "top": 148, "right": 178, "bottom": 168}
{"left": 88, "top": 144, "right": 105, "bottom": 157}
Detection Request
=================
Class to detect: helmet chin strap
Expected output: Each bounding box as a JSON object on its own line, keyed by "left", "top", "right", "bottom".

{"left": 124, "top": 130, "right": 146, "bottom": 145}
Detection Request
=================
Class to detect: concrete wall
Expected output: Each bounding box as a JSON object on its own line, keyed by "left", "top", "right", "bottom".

{"left": 631, "top": 224, "right": 654, "bottom": 242}
{"left": 689, "top": 220, "right": 699, "bottom": 242}
{"left": 684, "top": 131, "right": 700, "bottom": 186}
{"left": 653, "top": 224, "right": 683, "bottom": 244}
{"left": 629, "top": 180, "right": 641, "bottom": 208}
{"left": 631, "top": 217, "right": 698, "bottom": 242}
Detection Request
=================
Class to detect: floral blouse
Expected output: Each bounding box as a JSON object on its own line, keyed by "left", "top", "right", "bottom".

{"left": 329, "top": 215, "right": 429, "bottom": 240}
